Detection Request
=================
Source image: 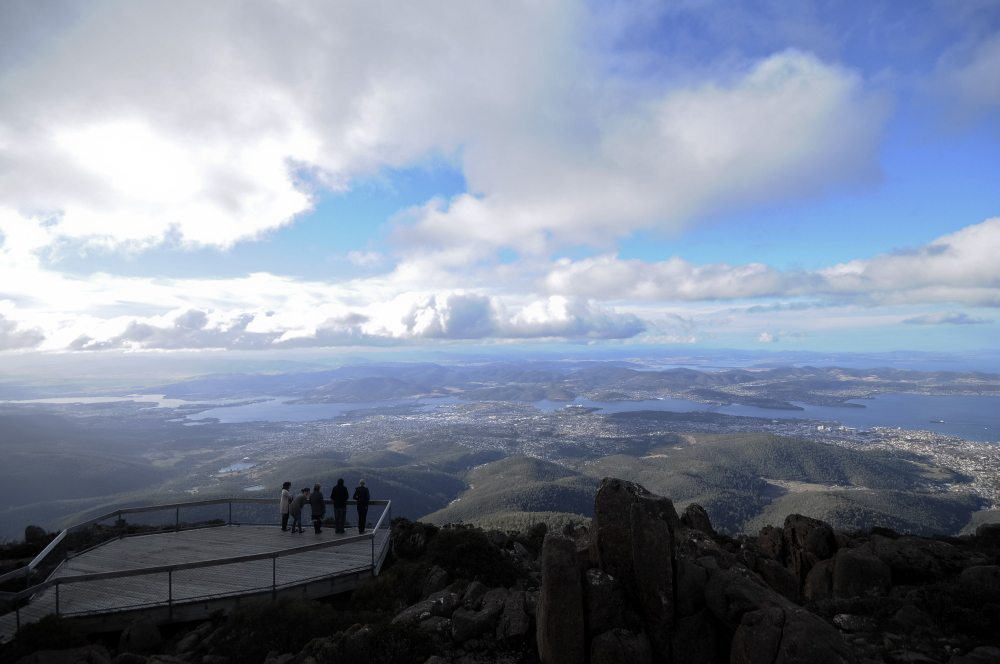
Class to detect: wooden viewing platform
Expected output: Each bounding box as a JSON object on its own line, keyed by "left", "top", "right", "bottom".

{"left": 0, "top": 499, "right": 392, "bottom": 643}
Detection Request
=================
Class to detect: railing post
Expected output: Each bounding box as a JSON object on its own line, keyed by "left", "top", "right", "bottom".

{"left": 168, "top": 570, "right": 173, "bottom": 621}
{"left": 228, "top": 501, "right": 232, "bottom": 526}
{"left": 55, "top": 580, "right": 60, "bottom": 616}
{"left": 118, "top": 511, "right": 123, "bottom": 540}
{"left": 15, "top": 599, "right": 19, "bottom": 633}
{"left": 271, "top": 556, "right": 277, "bottom": 601}
{"left": 175, "top": 507, "right": 180, "bottom": 532}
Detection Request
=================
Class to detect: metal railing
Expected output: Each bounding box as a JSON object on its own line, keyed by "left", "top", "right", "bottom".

{"left": 1, "top": 498, "right": 391, "bottom": 634}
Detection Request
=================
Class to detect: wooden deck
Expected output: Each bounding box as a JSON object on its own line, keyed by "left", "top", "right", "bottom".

{"left": 0, "top": 520, "right": 391, "bottom": 641}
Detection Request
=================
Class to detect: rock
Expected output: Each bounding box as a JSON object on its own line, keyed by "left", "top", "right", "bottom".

{"left": 24, "top": 525, "right": 47, "bottom": 543}
{"left": 885, "top": 651, "right": 938, "bottom": 664}
{"left": 590, "top": 477, "right": 679, "bottom": 589}
{"left": 536, "top": 534, "right": 585, "bottom": 664}
{"left": 758, "top": 525, "right": 785, "bottom": 561}
{"left": 833, "top": 548, "right": 891, "bottom": 599}
{"left": 392, "top": 520, "right": 438, "bottom": 559}
{"left": 463, "top": 580, "right": 489, "bottom": 610}
{"left": 480, "top": 587, "right": 510, "bottom": 620}
{"left": 583, "top": 568, "right": 624, "bottom": 635}
{"left": 629, "top": 501, "right": 674, "bottom": 661}
{"left": 392, "top": 599, "right": 437, "bottom": 626}
{"left": 173, "top": 632, "right": 200, "bottom": 655}
{"left": 418, "top": 616, "right": 451, "bottom": 635}
{"left": 832, "top": 614, "right": 876, "bottom": 632}
{"left": 753, "top": 555, "right": 800, "bottom": 603}
{"left": 147, "top": 657, "right": 190, "bottom": 664}
{"left": 681, "top": 503, "right": 715, "bottom": 534}
{"left": 731, "top": 607, "right": 784, "bottom": 664}
{"left": 16, "top": 647, "right": 111, "bottom": 664}
{"left": 496, "top": 590, "right": 531, "bottom": 645}
{"left": 959, "top": 565, "right": 1000, "bottom": 592}
{"left": 776, "top": 608, "right": 857, "bottom": 664}
{"left": 112, "top": 656, "right": 147, "bottom": 664}
{"left": 672, "top": 608, "right": 723, "bottom": 664}
{"left": 675, "top": 558, "right": 708, "bottom": 616}
{"left": 874, "top": 536, "right": 966, "bottom": 582}
{"left": 451, "top": 608, "right": 494, "bottom": 644}
{"left": 422, "top": 565, "right": 449, "bottom": 598}
{"left": 975, "top": 523, "right": 1000, "bottom": 543}
{"left": 513, "top": 542, "right": 530, "bottom": 559}
{"left": 893, "top": 605, "right": 934, "bottom": 633}
{"left": 803, "top": 558, "right": 835, "bottom": 601}
{"left": 119, "top": 616, "right": 164, "bottom": 655}
{"left": 783, "top": 514, "right": 838, "bottom": 562}
{"left": 487, "top": 530, "right": 510, "bottom": 549}
{"left": 428, "top": 589, "right": 460, "bottom": 617}
{"left": 950, "top": 646, "right": 1000, "bottom": 664}
{"left": 705, "top": 568, "right": 795, "bottom": 630}
{"left": 424, "top": 658, "right": 450, "bottom": 664}
{"left": 590, "top": 629, "right": 652, "bottom": 664}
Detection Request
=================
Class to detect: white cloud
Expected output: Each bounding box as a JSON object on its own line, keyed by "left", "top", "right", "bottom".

{"left": 757, "top": 332, "right": 776, "bottom": 343}
{"left": 931, "top": 30, "right": 1000, "bottom": 130}
{"left": 398, "top": 50, "right": 889, "bottom": 258}
{"left": 346, "top": 251, "right": 385, "bottom": 268}
{"left": 903, "top": 311, "right": 993, "bottom": 325}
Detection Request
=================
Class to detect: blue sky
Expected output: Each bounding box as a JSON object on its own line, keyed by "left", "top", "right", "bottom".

{"left": 0, "top": 0, "right": 998, "bottom": 357}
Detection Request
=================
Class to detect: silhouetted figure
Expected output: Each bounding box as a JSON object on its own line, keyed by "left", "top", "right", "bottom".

{"left": 279, "top": 481, "right": 292, "bottom": 531}
{"left": 308, "top": 482, "right": 326, "bottom": 534}
{"left": 331, "top": 478, "right": 349, "bottom": 533}
{"left": 353, "top": 479, "right": 370, "bottom": 534}
{"left": 288, "top": 488, "right": 310, "bottom": 534}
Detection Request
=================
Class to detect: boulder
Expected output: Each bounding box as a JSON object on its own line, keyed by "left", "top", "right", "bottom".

{"left": 536, "top": 534, "right": 585, "bottom": 664}
{"left": 462, "top": 580, "right": 489, "bottom": 610}
{"left": 783, "top": 514, "right": 838, "bottom": 562}
{"left": 752, "top": 555, "right": 800, "bottom": 603}
{"left": 173, "top": 631, "right": 200, "bottom": 655}
{"left": 486, "top": 530, "right": 510, "bottom": 549}
{"left": 832, "top": 548, "right": 891, "bottom": 599}
{"left": 496, "top": 590, "right": 531, "bottom": 646}
{"left": 480, "top": 587, "right": 510, "bottom": 620}
{"left": 675, "top": 558, "right": 708, "bottom": 616}
{"left": 451, "top": 608, "right": 494, "bottom": 644}
{"left": 758, "top": 525, "right": 785, "bottom": 562}
{"left": 873, "top": 536, "right": 967, "bottom": 582}
{"left": 731, "top": 607, "right": 784, "bottom": 664}
{"left": 681, "top": 503, "right": 715, "bottom": 534}
{"left": 590, "top": 629, "right": 653, "bottom": 664}
{"left": 832, "top": 614, "right": 876, "bottom": 632}
{"left": 418, "top": 616, "right": 451, "bottom": 636}
{"left": 392, "top": 599, "right": 438, "bottom": 626}
{"left": 111, "top": 656, "right": 147, "bottom": 664}
{"left": 672, "top": 608, "right": 723, "bottom": 664}
{"left": 959, "top": 565, "right": 1000, "bottom": 592}
{"left": 776, "top": 608, "right": 857, "bottom": 664}
{"left": 892, "top": 605, "right": 934, "bottom": 633}
{"left": 590, "top": 477, "right": 679, "bottom": 588}
{"left": 949, "top": 646, "right": 1000, "bottom": 664}
{"left": 803, "top": 558, "right": 835, "bottom": 601}
{"left": 975, "top": 523, "right": 1000, "bottom": 544}
{"left": 583, "top": 568, "right": 624, "bottom": 636}
{"left": 885, "top": 651, "right": 937, "bottom": 664}
{"left": 630, "top": 500, "right": 675, "bottom": 660}
{"left": 16, "top": 647, "right": 111, "bottom": 664}
{"left": 119, "top": 616, "right": 164, "bottom": 655}
{"left": 705, "top": 568, "right": 795, "bottom": 630}
{"left": 422, "top": 565, "right": 449, "bottom": 598}
{"left": 24, "top": 525, "right": 47, "bottom": 543}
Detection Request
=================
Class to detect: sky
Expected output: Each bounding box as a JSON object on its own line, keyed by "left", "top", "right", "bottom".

{"left": 1, "top": 0, "right": 999, "bottom": 358}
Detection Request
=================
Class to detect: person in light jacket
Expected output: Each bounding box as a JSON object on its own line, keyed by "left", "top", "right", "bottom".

{"left": 331, "top": 478, "right": 349, "bottom": 534}
{"left": 308, "top": 482, "right": 326, "bottom": 534}
{"left": 279, "top": 481, "right": 293, "bottom": 531}
{"left": 353, "top": 479, "right": 370, "bottom": 534}
{"left": 288, "top": 487, "right": 310, "bottom": 534}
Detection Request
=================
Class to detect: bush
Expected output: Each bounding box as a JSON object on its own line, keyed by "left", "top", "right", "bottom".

{"left": 390, "top": 519, "right": 439, "bottom": 559}
{"left": 305, "top": 624, "right": 432, "bottom": 664}
{"left": 212, "top": 598, "right": 347, "bottom": 664}
{"left": 351, "top": 560, "right": 429, "bottom": 614}
{"left": 0, "top": 615, "right": 86, "bottom": 664}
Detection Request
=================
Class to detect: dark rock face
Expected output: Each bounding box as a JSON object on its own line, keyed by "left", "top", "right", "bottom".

{"left": 731, "top": 607, "right": 785, "bottom": 664}
{"left": 949, "top": 646, "right": 1000, "bottom": 664}
{"left": 751, "top": 554, "right": 800, "bottom": 603}
{"left": 777, "top": 609, "right": 857, "bottom": 664}
{"left": 705, "top": 568, "right": 794, "bottom": 630}
{"left": 583, "top": 568, "right": 625, "bottom": 636}
{"left": 119, "top": 616, "right": 164, "bottom": 655}
{"left": 873, "top": 536, "right": 967, "bottom": 582}
{"left": 629, "top": 501, "right": 674, "bottom": 661}
{"left": 672, "top": 608, "right": 723, "bottom": 664}
{"left": 674, "top": 559, "right": 708, "bottom": 617}
{"left": 803, "top": 557, "right": 835, "bottom": 601}
{"left": 536, "top": 534, "right": 585, "bottom": 664}
{"left": 893, "top": 605, "right": 934, "bottom": 633}
{"left": 959, "top": 565, "right": 1000, "bottom": 592}
{"left": 590, "top": 629, "right": 653, "bottom": 664}
{"left": 833, "top": 548, "right": 892, "bottom": 599}
{"left": 783, "top": 514, "right": 838, "bottom": 586}
{"left": 496, "top": 590, "right": 531, "bottom": 646}
{"left": 681, "top": 503, "right": 715, "bottom": 534}
{"left": 758, "top": 525, "right": 785, "bottom": 561}
{"left": 462, "top": 580, "right": 489, "bottom": 610}
{"left": 590, "top": 477, "right": 680, "bottom": 588}
{"left": 422, "top": 565, "right": 449, "bottom": 598}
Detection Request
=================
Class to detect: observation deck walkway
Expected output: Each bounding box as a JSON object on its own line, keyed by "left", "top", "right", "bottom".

{"left": 0, "top": 498, "right": 392, "bottom": 642}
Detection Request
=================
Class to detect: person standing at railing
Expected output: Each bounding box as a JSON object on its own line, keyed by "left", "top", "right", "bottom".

{"left": 288, "top": 487, "right": 310, "bottom": 534}
{"left": 353, "top": 479, "right": 370, "bottom": 534}
{"left": 279, "top": 481, "right": 293, "bottom": 531}
{"left": 309, "top": 482, "right": 326, "bottom": 534}
{"left": 331, "top": 478, "right": 349, "bottom": 534}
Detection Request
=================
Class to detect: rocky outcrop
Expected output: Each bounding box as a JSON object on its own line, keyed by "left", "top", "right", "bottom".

{"left": 536, "top": 535, "right": 585, "bottom": 664}
{"left": 118, "top": 616, "right": 163, "bottom": 655}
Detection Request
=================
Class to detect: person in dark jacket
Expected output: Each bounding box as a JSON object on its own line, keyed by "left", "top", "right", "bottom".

{"left": 331, "top": 478, "right": 349, "bottom": 534}
{"left": 288, "top": 488, "right": 310, "bottom": 534}
{"left": 308, "top": 482, "right": 326, "bottom": 534}
{"left": 279, "top": 481, "right": 293, "bottom": 531}
{"left": 353, "top": 479, "right": 370, "bottom": 534}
